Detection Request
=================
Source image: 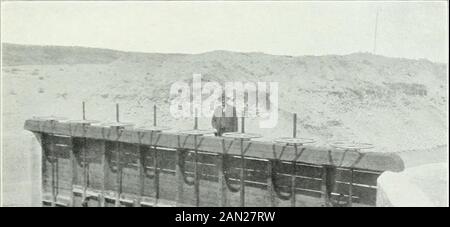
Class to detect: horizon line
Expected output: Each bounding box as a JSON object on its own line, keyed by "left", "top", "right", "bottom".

{"left": 1, "top": 41, "right": 446, "bottom": 64}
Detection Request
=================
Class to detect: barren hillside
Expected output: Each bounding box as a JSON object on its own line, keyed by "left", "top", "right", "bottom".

{"left": 3, "top": 42, "right": 448, "bottom": 150}
{"left": 2, "top": 42, "right": 447, "bottom": 205}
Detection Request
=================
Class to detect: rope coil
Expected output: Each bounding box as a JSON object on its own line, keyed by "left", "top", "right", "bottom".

{"left": 223, "top": 156, "right": 242, "bottom": 193}
{"left": 270, "top": 160, "right": 294, "bottom": 201}
{"left": 136, "top": 131, "right": 156, "bottom": 179}
{"left": 178, "top": 150, "right": 200, "bottom": 186}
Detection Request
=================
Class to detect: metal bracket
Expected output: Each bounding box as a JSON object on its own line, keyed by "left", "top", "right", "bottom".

{"left": 330, "top": 141, "right": 374, "bottom": 151}
{"left": 274, "top": 137, "right": 315, "bottom": 146}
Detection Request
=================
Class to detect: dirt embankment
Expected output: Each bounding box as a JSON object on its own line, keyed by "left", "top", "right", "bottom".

{"left": 3, "top": 43, "right": 447, "bottom": 151}
{"left": 1, "top": 43, "right": 447, "bottom": 205}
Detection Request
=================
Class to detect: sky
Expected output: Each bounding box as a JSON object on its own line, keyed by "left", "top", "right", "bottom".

{"left": 1, "top": 1, "right": 448, "bottom": 63}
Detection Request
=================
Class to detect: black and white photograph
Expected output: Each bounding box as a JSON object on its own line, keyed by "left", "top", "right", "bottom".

{"left": 0, "top": 0, "right": 448, "bottom": 210}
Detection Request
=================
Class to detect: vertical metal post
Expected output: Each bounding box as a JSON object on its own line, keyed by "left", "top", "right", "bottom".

{"left": 217, "top": 153, "right": 227, "bottom": 207}
{"left": 348, "top": 169, "right": 354, "bottom": 207}
{"left": 291, "top": 156, "right": 297, "bottom": 207}
{"left": 153, "top": 105, "right": 157, "bottom": 127}
{"left": 244, "top": 91, "right": 248, "bottom": 120}
{"left": 69, "top": 135, "right": 75, "bottom": 207}
{"left": 40, "top": 134, "right": 46, "bottom": 205}
{"left": 321, "top": 166, "right": 330, "bottom": 207}
{"left": 194, "top": 135, "right": 200, "bottom": 207}
{"left": 137, "top": 144, "right": 144, "bottom": 207}
{"left": 241, "top": 117, "right": 245, "bottom": 134}
{"left": 82, "top": 101, "right": 86, "bottom": 120}
{"left": 293, "top": 113, "right": 297, "bottom": 138}
{"left": 194, "top": 109, "right": 198, "bottom": 130}
{"left": 41, "top": 133, "right": 48, "bottom": 206}
{"left": 116, "top": 103, "right": 120, "bottom": 122}
{"left": 176, "top": 149, "right": 184, "bottom": 206}
{"left": 267, "top": 160, "right": 275, "bottom": 207}
{"left": 77, "top": 102, "right": 86, "bottom": 207}
{"left": 193, "top": 108, "right": 200, "bottom": 206}
{"left": 49, "top": 124, "right": 56, "bottom": 207}
{"left": 100, "top": 140, "right": 107, "bottom": 207}
{"left": 114, "top": 104, "right": 121, "bottom": 206}
{"left": 153, "top": 146, "right": 160, "bottom": 205}
{"left": 115, "top": 138, "right": 121, "bottom": 207}
{"left": 240, "top": 138, "right": 245, "bottom": 207}
{"left": 81, "top": 126, "right": 88, "bottom": 207}
{"left": 321, "top": 166, "right": 336, "bottom": 207}
{"left": 256, "top": 85, "right": 259, "bottom": 116}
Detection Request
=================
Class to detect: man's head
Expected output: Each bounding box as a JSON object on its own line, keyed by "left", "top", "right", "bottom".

{"left": 221, "top": 91, "right": 235, "bottom": 107}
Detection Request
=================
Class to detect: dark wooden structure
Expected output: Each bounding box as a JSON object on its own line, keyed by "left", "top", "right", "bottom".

{"left": 24, "top": 119, "right": 404, "bottom": 207}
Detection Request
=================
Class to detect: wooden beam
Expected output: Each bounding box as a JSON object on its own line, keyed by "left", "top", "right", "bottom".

{"left": 24, "top": 119, "right": 404, "bottom": 172}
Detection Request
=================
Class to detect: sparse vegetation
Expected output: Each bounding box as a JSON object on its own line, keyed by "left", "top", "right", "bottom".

{"left": 1, "top": 43, "right": 446, "bottom": 154}
{"left": 327, "top": 120, "right": 342, "bottom": 127}
{"left": 56, "top": 93, "right": 68, "bottom": 99}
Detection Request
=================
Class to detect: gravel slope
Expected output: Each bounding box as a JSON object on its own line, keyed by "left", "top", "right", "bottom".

{"left": 1, "top": 43, "right": 447, "bottom": 206}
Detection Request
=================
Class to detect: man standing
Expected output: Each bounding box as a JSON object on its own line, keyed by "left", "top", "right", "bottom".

{"left": 211, "top": 92, "right": 238, "bottom": 136}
